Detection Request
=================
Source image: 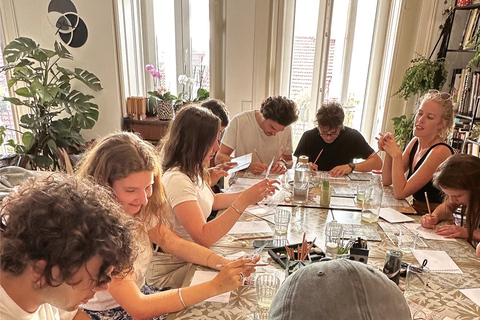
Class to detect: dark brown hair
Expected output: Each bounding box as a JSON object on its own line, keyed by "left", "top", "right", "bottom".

{"left": 0, "top": 174, "right": 134, "bottom": 287}
{"left": 163, "top": 105, "right": 220, "bottom": 184}
{"left": 201, "top": 99, "right": 229, "bottom": 127}
{"left": 260, "top": 96, "right": 298, "bottom": 127}
{"left": 433, "top": 154, "right": 480, "bottom": 244}
{"left": 316, "top": 101, "right": 345, "bottom": 130}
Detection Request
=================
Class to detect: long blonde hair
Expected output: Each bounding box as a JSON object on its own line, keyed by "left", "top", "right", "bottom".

{"left": 76, "top": 132, "right": 168, "bottom": 228}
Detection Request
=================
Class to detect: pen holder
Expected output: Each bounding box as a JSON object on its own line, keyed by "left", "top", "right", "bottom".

{"left": 349, "top": 246, "right": 370, "bottom": 264}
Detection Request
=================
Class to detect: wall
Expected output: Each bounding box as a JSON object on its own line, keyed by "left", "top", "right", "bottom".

{"left": 0, "top": 0, "right": 123, "bottom": 141}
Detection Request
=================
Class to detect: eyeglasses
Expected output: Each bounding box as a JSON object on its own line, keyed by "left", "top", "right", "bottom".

{"left": 319, "top": 133, "right": 340, "bottom": 138}
{"left": 428, "top": 89, "right": 451, "bottom": 100}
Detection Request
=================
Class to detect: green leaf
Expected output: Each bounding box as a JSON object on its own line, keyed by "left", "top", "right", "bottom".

{"left": 31, "top": 48, "right": 49, "bottom": 62}
{"left": 3, "top": 37, "right": 38, "bottom": 63}
{"left": 54, "top": 41, "right": 72, "bottom": 60}
{"left": 22, "top": 132, "right": 34, "bottom": 149}
{"left": 15, "top": 87, "right": 33, "bottom": 97}
{"left": 57, "top": 67, "right": 103, "bottom": 91}
{"left": 3, "top": 97, "right": 23, "bottom": 105}
{"left": 33, "top": 154, "right": 53, "bottom": 169}
{"left": 20, "top": 114, "right": 35, "bottom": 126}
{"left": 0, "top": 126, "right": 5, "bottom": 146}
{"left": 47, "top": 139, "right": 57, "bottom": 152}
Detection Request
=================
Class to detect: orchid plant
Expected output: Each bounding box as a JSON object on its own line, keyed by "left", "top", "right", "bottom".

{"left": 175, "top": 74, "right": 209, "bottom": 107}
{"left": 145, "top": 64, "right": 176, "bottom": 102}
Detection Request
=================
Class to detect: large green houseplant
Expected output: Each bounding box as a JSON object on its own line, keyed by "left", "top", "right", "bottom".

{"left": 0, "top": 37, "right": 102, "bottom": 170}
{"left": 393, "top": 55, "right": 447, "bottom": 100}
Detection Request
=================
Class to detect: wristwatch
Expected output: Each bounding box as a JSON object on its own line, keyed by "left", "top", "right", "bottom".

{"left": 348, "top": 162, "right": 356, "bottom": 172}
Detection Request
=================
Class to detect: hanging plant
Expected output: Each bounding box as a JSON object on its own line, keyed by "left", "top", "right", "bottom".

{"left": 393, "top": 55, "right": 447, "bottom": 100}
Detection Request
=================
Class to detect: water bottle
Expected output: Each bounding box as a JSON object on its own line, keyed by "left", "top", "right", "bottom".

{"left": 293, "top": 155, "right": 310, "bottom": 204}
{"left": 361, "top": 175, "right": 383, "bottom": 223}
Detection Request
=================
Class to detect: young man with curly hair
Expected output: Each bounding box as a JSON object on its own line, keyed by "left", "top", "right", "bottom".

{"left": 215, "top": 96, "right": 299, "bottom": 175}
{"left": 294, "top": 101, "right": 382, "bottom": 177}
{"left": 0, "top": 174, "right": 134, "bottom": 320}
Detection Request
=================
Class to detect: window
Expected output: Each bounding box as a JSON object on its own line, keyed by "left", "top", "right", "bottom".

{"left": 288, "top": 0, "right": 379, "bottom": 147}
{"left": 151, "top": 0, "right": 210, "bottom": 97}
{"left": 0, "top": 27, "right": 17, "bottom": 153}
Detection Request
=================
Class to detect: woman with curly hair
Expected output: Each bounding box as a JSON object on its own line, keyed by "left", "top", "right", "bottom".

{"left": 377, "top": 90, "right": 454, "bottom": 214}
{"left": 78, "top": 132, "right": 255, "bottom": 320}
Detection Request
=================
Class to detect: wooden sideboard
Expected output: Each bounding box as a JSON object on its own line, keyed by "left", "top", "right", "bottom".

{"left": 122, "top": 117, "right": 171, "bottom": 144}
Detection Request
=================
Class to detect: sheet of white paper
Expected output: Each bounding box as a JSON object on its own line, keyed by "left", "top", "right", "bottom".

{"left": 228, "top": 221, "right": 273, "bottom": 234}
{"left": 404, "top": 223, "right": 456, "bottom": 241}
{"left": 234, "top": 178, "right": 263, "bottom": 187}
{"left": 330, "top": 197, "right": 356, "bottom": 207}
{"left": 380, "top": 208, "right": 414, "bottom": 223}
{"left": 460, "top": 288, "right": 480, "bottom": 307}
{"left": 227, "top": 153, "right": 252, "bottom": 174}
{"left": 245, "top": 205, "right": 276, "bottom": 218}
{"left": 190, "top": 271, "right": 231, "bottom": 303}
{"left": 412, "top": 249, "right": 463, "bottom": 273}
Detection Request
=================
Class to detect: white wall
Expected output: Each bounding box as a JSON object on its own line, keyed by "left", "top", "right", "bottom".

{"left": 0, "top": 0, "right": 123, "bottom": 141}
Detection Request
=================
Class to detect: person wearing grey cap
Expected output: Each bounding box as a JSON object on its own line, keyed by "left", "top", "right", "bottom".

{"left": 269, "top": 259, "right": 411, "bottom": 320}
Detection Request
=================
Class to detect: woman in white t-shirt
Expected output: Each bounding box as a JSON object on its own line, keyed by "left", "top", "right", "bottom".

{"left": 78, "top": 132, "right": 256, "bottom": 320}
{"left": 146, "top": 105, "right": 277, "bottom": 287}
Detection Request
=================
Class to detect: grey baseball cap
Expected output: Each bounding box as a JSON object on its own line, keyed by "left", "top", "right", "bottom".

{"left": 269, "top": 259, "right": 411, "bottom": 320}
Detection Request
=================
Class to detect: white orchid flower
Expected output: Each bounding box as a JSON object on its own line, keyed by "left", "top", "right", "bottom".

{"left": 178, "top": 75, "right": 188, "bottom": 85}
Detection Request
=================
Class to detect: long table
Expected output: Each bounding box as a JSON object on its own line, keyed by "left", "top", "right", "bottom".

{"left": 166, "top": 174, "right": 480, "bottom": 320}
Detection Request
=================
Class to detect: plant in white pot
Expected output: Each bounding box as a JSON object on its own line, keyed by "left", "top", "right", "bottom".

{"left": 0, "top": 37, "right": 102, "bottom": 170}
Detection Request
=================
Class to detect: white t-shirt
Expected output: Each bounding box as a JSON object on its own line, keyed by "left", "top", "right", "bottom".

{"left": 0, "top": 285, "right": 77, "bottom": 320}
{"left": 81, "top": 220, "right": 157, "bottom": 311}
{"left": 162, "top": 169, "right": 215, "bottom": 241}
{"left": 221, "top": 110, "right": 293, "bottom": 163}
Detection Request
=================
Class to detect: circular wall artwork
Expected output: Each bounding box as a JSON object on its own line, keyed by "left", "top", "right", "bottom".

{"left": 47, "top": 0, "right": 88, "bottom": 47}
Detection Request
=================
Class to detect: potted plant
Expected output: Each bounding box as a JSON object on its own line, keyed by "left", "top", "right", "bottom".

{"left": 0, "top": 37, "right": 102, "bottom": 170}
{"left": 394, "top": 54, "right": 447, "bottom": 100}
{"left": 145, "top": 64, "right": 176, "bottom": 120}
{"left": 392, "top": 114, "right": 414, "bottom": 151}
{"left": 174, "top": 74, "right": 209, "bottom": 112}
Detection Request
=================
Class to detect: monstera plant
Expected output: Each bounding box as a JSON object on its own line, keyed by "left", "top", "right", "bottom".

{"left": 0, "top": 37, "right": 102, "bottom": 170}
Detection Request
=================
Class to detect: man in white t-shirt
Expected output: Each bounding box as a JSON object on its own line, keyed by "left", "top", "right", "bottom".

{"left": 0, "top": 174, "right": 134, "bottom": 320}
{"left": 215, "top": 96, "right": 299, "bottom": 175}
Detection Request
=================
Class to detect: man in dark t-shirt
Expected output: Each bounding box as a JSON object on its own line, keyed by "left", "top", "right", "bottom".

{"left": 294, "top": 102, "right": 382, "bottom": 177}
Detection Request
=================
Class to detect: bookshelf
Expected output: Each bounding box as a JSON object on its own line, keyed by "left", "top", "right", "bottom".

{"left": 444, "top": 4, "right": 480, "bottom": 157}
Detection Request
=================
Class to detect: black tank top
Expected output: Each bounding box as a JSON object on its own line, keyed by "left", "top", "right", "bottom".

{"left": 407, "top": 140, "right": 454, "bottom": 203}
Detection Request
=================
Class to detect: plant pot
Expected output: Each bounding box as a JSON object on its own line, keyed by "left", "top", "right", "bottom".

{"left": 157, "top": 100, "right": 174, "bottom": 120}
{"left": 147, "top": 96, "right": 158, "bottom": 117}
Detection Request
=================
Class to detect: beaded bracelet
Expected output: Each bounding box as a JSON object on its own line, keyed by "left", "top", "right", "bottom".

{"left": 178, "top": 288, "right": 187, "bottom": 308}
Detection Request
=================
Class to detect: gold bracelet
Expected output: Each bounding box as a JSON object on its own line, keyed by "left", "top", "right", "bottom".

{"left": 231, "top": 204, "right": 242, "bottom": 216}
{"left": 178, "top": 288, "right": 187, "bottom": 308}
{"left": 206, "top": 252, "right": 215, "bottom": 267}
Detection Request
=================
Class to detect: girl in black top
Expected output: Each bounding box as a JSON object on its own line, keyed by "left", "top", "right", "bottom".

{"left": 377, "top": 90, "right": 454, "bottom": 214}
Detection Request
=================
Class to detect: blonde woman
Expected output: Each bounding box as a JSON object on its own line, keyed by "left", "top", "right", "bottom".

{"left": 78, "top": 132, "right": 255, "bottom": 320}
{"left": 377, "top": 90, "right": 454, "bottom": 214}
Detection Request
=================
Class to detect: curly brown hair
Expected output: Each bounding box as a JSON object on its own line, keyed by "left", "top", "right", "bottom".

{"left": 260, "top": 96, "right": 299, "bottom": 127}
{"left": 76, "top": 132, "right": 168, "bottom": 229}
{"left": 0, "top": 173, "right": 134, "bottom": 287}
{"left": 316, "top": 101, "right": 345, "bottom": 130}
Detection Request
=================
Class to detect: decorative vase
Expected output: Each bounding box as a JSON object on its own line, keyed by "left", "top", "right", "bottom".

{"left": 147, "top": 96, "right": 158, "bottom": 117}
{"left": 157, "top": 100, "right": 174, "bottom": 120}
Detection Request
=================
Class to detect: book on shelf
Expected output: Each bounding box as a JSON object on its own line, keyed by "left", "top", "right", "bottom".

{"left": 462, "top": 8, "right": 480, "bottom": 49}
{"left": 466, "top": 141, "right": 480, "bottom": 156}
{"left": 450, "top": 68, "right": 463, "bottom": 104}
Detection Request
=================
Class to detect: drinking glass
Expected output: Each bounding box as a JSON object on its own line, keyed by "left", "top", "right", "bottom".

{"left": 274, "top": 209, "right": 291, "bottom": 235}
{"left": 405, "top": 264, "right": 430, "bottom": 298}
{"left": 324, "top": 220, "right": 343, "bottom": 258}
{"left": 255, "top": 274, "right": 280, "bottom": 319}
